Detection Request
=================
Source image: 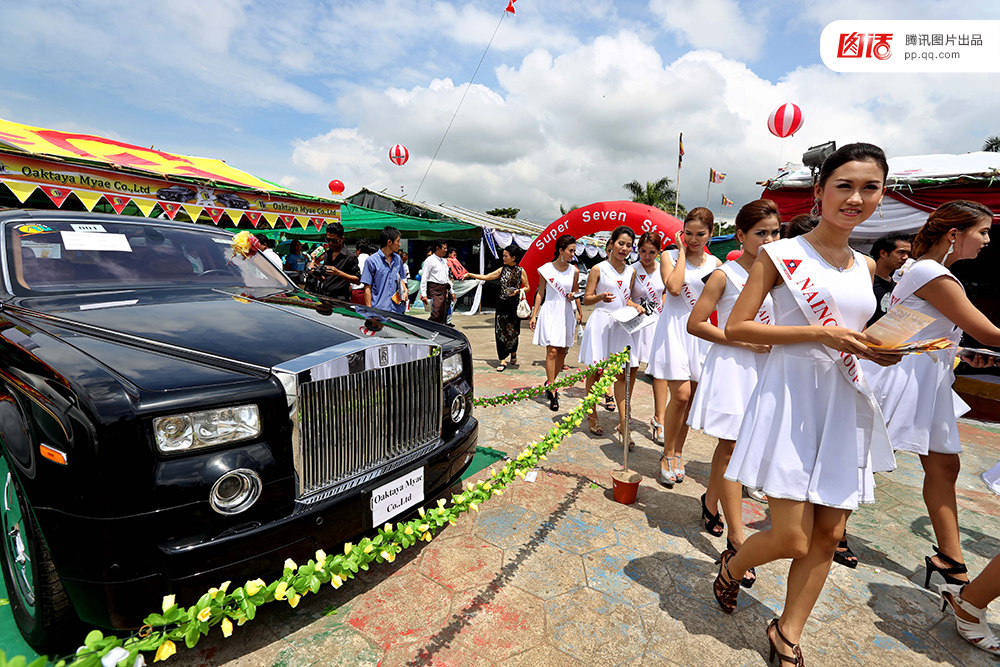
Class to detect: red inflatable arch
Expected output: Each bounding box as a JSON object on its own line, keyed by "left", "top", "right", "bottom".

{"left": 520, "top": 201, "right": 684, "bottom": 304}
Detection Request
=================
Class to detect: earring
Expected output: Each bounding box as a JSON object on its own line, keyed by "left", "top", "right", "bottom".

{"left": 878, "top": 200, "right": 884, "bottom": 221}
{"left": 810, "top": 198, "right": 820, "bottom": 216}
{"left": 944, "top": 240, "right": 955, "bottom": 261}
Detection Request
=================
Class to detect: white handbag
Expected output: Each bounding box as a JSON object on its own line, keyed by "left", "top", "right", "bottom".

{"left": 516, "top": 289, "right": 531, "bottom": 318}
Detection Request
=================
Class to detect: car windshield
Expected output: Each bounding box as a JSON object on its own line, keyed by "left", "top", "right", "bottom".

{"left": 5, "top": 220, "right": 291, "bottom": 295}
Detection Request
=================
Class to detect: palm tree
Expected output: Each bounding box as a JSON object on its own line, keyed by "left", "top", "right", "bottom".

{"left": 622, "top": 178, "right": 685, "bottom": 217}
{"left": 983, "top": 135, "right": 1000, "bottom": 152}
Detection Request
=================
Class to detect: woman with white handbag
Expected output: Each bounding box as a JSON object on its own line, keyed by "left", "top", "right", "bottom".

{"left": 466, "top": 244, "right": 529, "bottom": 372}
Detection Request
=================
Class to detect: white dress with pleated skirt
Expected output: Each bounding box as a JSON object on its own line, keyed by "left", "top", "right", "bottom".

{"left": 532, "top": 262, "right": 577, "bottom": 349}
{"left": 725, "top": 237, "right": 884, "bottom": 509}
{"left": 688, "top": 261, "right": 773, "bottom": 440}
{"left": 629, "top": 261, "right": 664, "bottom": 364}
{"left": 578, "top": 261, "right": 639, "bottom": 368}
{"left": 647, "top": 250, "right": 719, "bottom": 382}
{"left": 862, "top": 260, "right": 969, "bottom": 455}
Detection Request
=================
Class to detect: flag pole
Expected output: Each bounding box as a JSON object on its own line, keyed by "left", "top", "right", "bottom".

{"left": 675, "top": 163, "right": 681, "bottom": 217}
{"left": 706, "top": 179, "right": 712, "bottom": 207}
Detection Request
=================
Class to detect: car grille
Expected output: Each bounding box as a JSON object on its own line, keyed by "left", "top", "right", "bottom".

{"left": 295, "top": 354, "right": 442, "bottom": 503}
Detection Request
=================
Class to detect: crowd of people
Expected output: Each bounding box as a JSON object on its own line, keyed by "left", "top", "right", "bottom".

{"left": 474, "top": 143, "right": 999, "bottom": 663}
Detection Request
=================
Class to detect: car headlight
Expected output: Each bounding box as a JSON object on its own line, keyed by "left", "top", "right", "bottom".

{"left": 442, "top": 354, "right": 463, "bottom": 382}
{"left": 153, "top": 404, "right": 261, "bottom": 453}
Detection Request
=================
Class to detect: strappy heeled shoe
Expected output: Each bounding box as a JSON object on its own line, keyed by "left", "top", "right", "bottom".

{"left": 657, "top": 454, "right": 675, "bottom": 486}
{"left": 767, "top": 619, "right": 804, "bottom": 665}
{"left": 544, "top": 389, "right": 559, "bottom": 412}
{"left": 700, "top": 493, "right": 724, "bottom": 537}
{"left": 616, "top": 426, "right": 636, "bottom": 451}
{"left": 603, "top": 392, "right": 616, "bottom": 412}
{"left": 939, "top": 583, "right": 1000, "bottom": 656}
{"left": 673, "top": 456, "right": 685, "bottom": 483}
{"left": 649, "top": 417, "right": 664, "bottom": 444}
{"left": 587, "top": 412, "right": 604, "bottom": 435}
{"left": 924, "top": 545, "right": 968, "bottom": 589}
{"left": 727, "top": 538, "right": 756, "bottom": 589}
{"left": 833, "top": 536, "right": 858, "bottom": 569}
{"left": 713, "top": 549, "right": 741, "bottom": 614}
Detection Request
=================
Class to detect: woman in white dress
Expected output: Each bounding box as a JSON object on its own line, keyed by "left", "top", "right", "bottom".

{"left": 628, "top": 231, "right": 665, "bottom": 423}
{"left": 648, "top": 208, "right": 721, "bottom": 485}
{"left": 579, "top": 225, "right": 643, "bottom": 442}
{"left": 529, "top": 234, "right": 582, "bottom": 411}
{"left": 862, "top": 200, "right": 1000, "bottom": 594}
{"left": 687, "top": 200, "right": 780, "bottom": 583}
{"left": 713, "top": 143, "right": 903, "bottom": 665}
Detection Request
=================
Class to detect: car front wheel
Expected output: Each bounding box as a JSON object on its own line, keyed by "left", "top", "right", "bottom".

{"left": 0, "top": 456, "right": 78, "bottom": 652}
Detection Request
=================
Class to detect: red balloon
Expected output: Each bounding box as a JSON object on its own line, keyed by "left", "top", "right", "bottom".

{"left": 389, "top": 144, "right": 409, "bottom": 166}
{"left": 726, "top": 249, "right": 743, "bottom": 261}
{"left": 768, "top": 103, "right": 804, "bottom": 138}
{"left": 328, "top": 179, "right": 345, "bottom": 195}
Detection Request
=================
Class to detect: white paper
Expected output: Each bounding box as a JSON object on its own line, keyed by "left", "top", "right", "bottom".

{"left": 524, "top": 470, "right": 538, "bottom": 483}
{"left": 865, "top": 304, "right": 936, "bottom": 348}
{"left": 610, "top": 305, "right": 655, "bottom": 335}
{"left": 61, "top": 231, "right": 132, "bottom": 252}
{"left": 70, "top": 224, "right": 106, "bottom": 233}
{"left": 370, "top": 467, "right": 424, "bottom": 526}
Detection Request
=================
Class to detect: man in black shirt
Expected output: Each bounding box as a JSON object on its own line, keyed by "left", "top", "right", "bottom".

{"left": 307, "top": 222, "right": 360, "bottom": 301}
{"left": 867, "top": 232, "right": 912, "bottom": 327}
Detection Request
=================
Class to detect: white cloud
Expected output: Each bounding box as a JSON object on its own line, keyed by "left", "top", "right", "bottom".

{"left": 289, "top": 28, "right": 1000, "bottom": 223}
{"left": 649, "top": 0, "right": 767, "bottom": 61}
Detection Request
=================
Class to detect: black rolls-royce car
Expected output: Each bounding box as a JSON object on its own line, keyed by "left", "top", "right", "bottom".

{"left": 0, "top": 210, "right": 477, "bottom": 650}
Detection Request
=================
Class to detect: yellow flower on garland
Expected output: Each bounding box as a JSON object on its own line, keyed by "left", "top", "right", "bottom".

{"left": 154, "top": 640, "right": 177, "bottom": 662}
{"left": 221, "top": 617, "right": 234, "bottom": 638}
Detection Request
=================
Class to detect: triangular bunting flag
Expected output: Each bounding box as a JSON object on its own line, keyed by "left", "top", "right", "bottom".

{"left": 244, "top": 211, "right": 262, "bottom": 228}
{"left": 3, "top": 181, "right": 38, "bottom": 203}
{"left": 262, "top": 213, "right": 280, "bottom": 228}
{"left": 73, "top": 189, "right": 104, "bottom": 211}
{"left": 108, "top": 195, "right": 131, "bottom": 215}
{"left": 224, "top": 209, "right": 243, "bottom": 226}
{"left": 182, "top": 204, "right": 204, "bottom": 222}
{"left": 40, "top": 185, "right": 72, "bottom": 207}
{"left": 279, "top": 214, "right": 296, "bottom": 229}
{"left": 297, "top": 216, "right": 309, "bottom": 229}
{"left": 205, "top": 208, "right": 225, "bottom": 225}
{"left": 158, "top": 201, "right": 181, "bottom": 220}
{"left": 132, "top": 198, "right": 158, "bottom": 218}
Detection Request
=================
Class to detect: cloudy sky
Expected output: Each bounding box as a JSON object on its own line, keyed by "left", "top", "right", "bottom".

{"left": 2, "top": 0, "right": 999, "bottom": 223}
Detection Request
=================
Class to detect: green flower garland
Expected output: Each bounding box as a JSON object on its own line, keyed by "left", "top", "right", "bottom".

{"left": 473, "top": 355, "right": 621, "bottom": 407}
{"left": 11, "top": 352, "right": 629, "bottom": 667}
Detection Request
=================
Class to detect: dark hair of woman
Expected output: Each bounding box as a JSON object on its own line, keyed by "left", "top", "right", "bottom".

{"left": 784, "top": 214, "right": 819, "bottom": 238}
{"left": 734, "top": 199, "right": 781, "bottom": 235}
{"left": 817, "top": 142, "right": 889, "bottom": 188}
{"left": 910, "top": 200, "right": 994, "bottom": 258}
{"left": 552, "top": 234, "right": 576, "bottom": 260}
{"left": 609, "top": 225, "right": 636, "bottom": 246}
{"left": 637, "top": 230, "right": 663, "bottom": 252}
{"left": 290, "top": 239, "right": 302, "bottom": 254}
{"left": 685, "top": 207, "right": 714, "bottom": 232}
{"left": 504, "top": 244, "right": 524, "bottom": 262}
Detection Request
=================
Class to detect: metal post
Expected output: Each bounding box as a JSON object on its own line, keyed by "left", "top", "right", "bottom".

{"left": 622, "top": 346, "right": 631, "bottom": 472}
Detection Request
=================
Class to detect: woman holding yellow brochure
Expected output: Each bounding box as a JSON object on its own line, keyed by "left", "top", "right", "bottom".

{"left": 864, "top": 200, "right": 1000, "bottom": 602}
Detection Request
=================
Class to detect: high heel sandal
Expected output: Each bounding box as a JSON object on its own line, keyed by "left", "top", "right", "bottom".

{"left": 924, "top": 545, "right": 968, "bottom": 589}
{"left": 657, "top": 454, "right": 675, "bottom": 486}
{"left": 939, "top": 583, "right": 1000, "bottom": 656}
{"left": 587, "top": 412, "right": 604, "bottom": 436}
{"left": 832, "top": 535, "right": 858, "bottom": 570}
{"left": 603, "top": 392, "right": 616, "bottom": 412}
{"left": 713, "top": 549, "right": 741, "bottom": 614}
{"left": 767, "top": 619, "right": 804, "bottom": 665}
{"left": 615, "top": 426, "right": 636, "bottom": 451}
{"left": 549, "top": 389, "right": 559, "bottom": 412}
{"left": 700, "top": 493, "right": 724, "bottom": 537}
{"left": 673, "top": 456, "right": 685, "bottom": 483}
{"left": 649, "top": 417, "right": 664, "bottom": 444}
{"left": 725, "top": 538, "right": 756, "bottom": 588}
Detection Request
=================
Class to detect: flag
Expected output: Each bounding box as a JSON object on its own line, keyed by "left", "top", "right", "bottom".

{"left": 710, "top": 168, "right": 726, "bottom": 183}
{"left": 722, "top": 194, "right": 734, "bottom": 208}
{"left": 505, "top": 0, "right": 517, "bottom": 14}
{"left": 678, "top": 133, "right": 684, "bottom": 169}
{"left": 483, "top": 228, "right": 500, "bottom": 259}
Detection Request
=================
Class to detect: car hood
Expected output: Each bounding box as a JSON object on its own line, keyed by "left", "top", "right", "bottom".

{"left": 7, "top": 287, "right": 452, "bottom": 370}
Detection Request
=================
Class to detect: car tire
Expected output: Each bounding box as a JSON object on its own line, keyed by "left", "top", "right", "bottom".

{"left": 0, "top": 457, "right": 79, "bottom": 652}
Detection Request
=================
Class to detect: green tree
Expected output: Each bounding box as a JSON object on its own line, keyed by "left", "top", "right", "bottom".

{"left": 622, "top": 178, "right": 686, "bottom": 217}
{"left": 559, "top": 203, "right": 581, "bottom": 215}
{"left": 486, "top": 207, "right": 519, "bottom": 218}
{"left": 983, "top": 135, "right": 1000, "bottom": 152}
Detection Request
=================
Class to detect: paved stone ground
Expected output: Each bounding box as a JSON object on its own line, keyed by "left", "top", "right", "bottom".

{"left": 174, "top": 313, "right": 1000, "bottom": 667}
